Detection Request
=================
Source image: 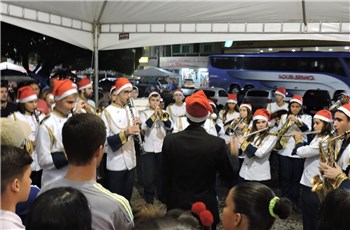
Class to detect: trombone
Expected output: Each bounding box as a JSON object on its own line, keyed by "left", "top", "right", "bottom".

{"left": 226, "top": 117, "right": 244, "bottom": 136}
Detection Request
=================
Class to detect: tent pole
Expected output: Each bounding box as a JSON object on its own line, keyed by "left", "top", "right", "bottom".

{"left": 93, "top": 23, "right": 99, "bottom": 105}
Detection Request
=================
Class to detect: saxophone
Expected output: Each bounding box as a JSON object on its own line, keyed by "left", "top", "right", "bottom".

{"left": 273, "top": 118, "right": 294, "bottom": 151}
{"left": 311, "top": 130, "right": 349, "bottom": 201}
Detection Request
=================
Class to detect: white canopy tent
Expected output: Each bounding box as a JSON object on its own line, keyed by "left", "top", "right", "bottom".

{"left": 1, "top": 0, "right": 349, "bottom": 101}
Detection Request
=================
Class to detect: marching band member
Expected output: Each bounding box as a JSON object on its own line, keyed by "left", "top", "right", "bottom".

{"left": 36, "top": 79, "right": 78, "bottom": 187}
{"left": 202, "top": 99, "right": 223, "bottom": 137}
{"left": 217, "top": 94, "right": 240, "bottom": 133}
{"left": 166, "top": 89, "right": 188, "bottom": 133}
{"left": 320, "top": 103, "right": 350, "bottom": 186}
{"left": 266, "top": 87, "right": 289, "bottom": 127}
{"left": 100, "top": 78, "right": 140, "bottom": 201}
{"left": 277, "top": 95, "right": 312, "bottom": 213}
{"left": 292, "top": 109, "right": 333, "bottom": 230}
{"left": 77, "top": 77, "right": 96, "bottom": 114}
{"left": 139, "top": 91, "right": 172, "bottom": 204}
{"left": 8, "top": 86, "right": 45, "bottom": 187}
{"left": 231, "top": 109, "right": 277, "bottom": 185}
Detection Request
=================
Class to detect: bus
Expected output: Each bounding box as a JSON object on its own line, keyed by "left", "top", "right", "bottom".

{"left": 208, "top": 52, "right": 350, "bottom": 99}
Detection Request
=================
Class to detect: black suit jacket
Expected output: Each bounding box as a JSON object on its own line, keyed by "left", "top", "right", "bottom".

{"left": 162, "top": 124, "right": 235, "bottom": 225}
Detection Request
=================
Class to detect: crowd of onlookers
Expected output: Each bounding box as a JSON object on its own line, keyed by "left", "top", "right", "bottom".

{"left": 1, "top": 76, "right": 350, "bottom": 230}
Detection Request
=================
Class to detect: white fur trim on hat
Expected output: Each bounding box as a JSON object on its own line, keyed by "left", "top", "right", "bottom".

{"left": 253, "top": 115, "right": 269, "bottom": 122}
{"left": 338, "top": 106, "right": 350, "bottom": 118}
{"left": 18, "top": 94, "right": 37, "bottom": 103}
{"left": 290, "top": 98, "right": 302, "bottom": 105}
{"left": 149, "top": 91, "right": 160, "bottom": 98}
{"left": 79, "top": 82, "right": 92, "bottom": 91}
{"left": 314, "top": 114, "right": 332, "bottom": 123}
{"left": 275, "top": 91, "right": 286, "bottom": 97}
{"left": 227, "top": 99, "right": 237, "bottom": 103}
{"left": 185, "top": 111, "right": 210, "bottom": 123}
{"left": 115, "top": 83, "right": 132, "bottom": 95}
{"left": 55, "top": 88, "right": 78, "bottom": 101}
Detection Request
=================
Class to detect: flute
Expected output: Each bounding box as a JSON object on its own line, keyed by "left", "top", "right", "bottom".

{"left": 243, "top": 127, "right": 269, "bottom": 138}
{"left": 282, "top": 131, "right": 319, "bottom": 137}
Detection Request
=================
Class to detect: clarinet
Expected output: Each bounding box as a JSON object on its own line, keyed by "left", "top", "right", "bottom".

{"left": 127, "top": 99, "right": 145, "bottom": 154}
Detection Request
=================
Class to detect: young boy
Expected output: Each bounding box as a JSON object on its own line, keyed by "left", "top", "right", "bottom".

{"left": 1, "top": 145, "right": 33, "bottom": 229}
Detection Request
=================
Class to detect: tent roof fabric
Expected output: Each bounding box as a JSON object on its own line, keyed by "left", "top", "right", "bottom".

{"left": 1, "top": 0, "right": 349, "bottom": 50}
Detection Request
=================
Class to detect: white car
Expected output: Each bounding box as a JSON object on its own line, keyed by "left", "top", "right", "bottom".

{"left": 195, "top": 87, "right": 228, "bottom": 109}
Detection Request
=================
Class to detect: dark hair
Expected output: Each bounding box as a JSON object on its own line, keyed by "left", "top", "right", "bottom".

{"left": 26, "top": 187, "right": 92, "bottom": 230}
{"left": 231, "top": 182, "right": 291, "bottom": 230}
{"left": 288, "top": 101, "right": 304, "bottom": 116}
{"left": 134, "top": 216, "right": 194, "bottom": 230}
{"left": 246, "top": 119, "right": 269, "bottom": 146}
{"left": 319, "top": 120, "right": 334, "bottom": 136}
{"left": 318, "top": 188, "right": 350, "bottom": 230}
{"left": 222, "top": 103, "right": 239, "bottom": 122}
{"left": 0, "top": 80, "right": 9, "bottom": 88}
{"left": 1, "top": 145, "right": 33, "bottom": 193}
{"left": 62, "top": 113, "right": 106, "bottom": 165}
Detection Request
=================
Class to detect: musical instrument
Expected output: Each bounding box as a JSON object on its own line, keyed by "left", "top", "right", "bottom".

{"left": 282, "top": 130, "right": 319, "bottom": 137}
{"left": 311, "top": 130, "right": 349, "bottom": 201}
{"left": 127, "top": 99, "right": 145, "bottom": 154}
{"left": 158, "top": 110, "right": 170, "bottom": 122}
{"left": 329, "top": 99, "right": 341, "bottom": 111}
{"left": 273, "top": 119, "right": 294, "bottom": 151}
{"left": 226, "top": 117, "right": 244, "bottom": 136}
{"left": 243, "top": 127, "right": 269, "bottom": 138}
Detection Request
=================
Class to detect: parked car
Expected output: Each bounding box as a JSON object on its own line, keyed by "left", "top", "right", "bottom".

{"left": 242, "top": 89, "right": 276, "bottom": 112}
{"left": 195, "top": 87, "right": 228, "bottom": 109}
{"left": 182, "top": 79, "right": 195, "bottom": 89}
{"left": 303, "top": 89, "right": 331, "bottom": 115}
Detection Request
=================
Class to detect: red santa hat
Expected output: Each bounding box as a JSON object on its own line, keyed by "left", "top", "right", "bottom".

{"left": 227, "top": 94, "right": 237, "bottom": 104}
{"left": 148, "top": 90, "right": 160, "bottom": 98}
{"left": 290, "top": 94, "right": 303, "bottom": 106}
{"left": 114, "top": 77, "right": 132, "bottom": 95}
{"left": 338, "top": 103, "right": 350, "bottom": 119}
{"left": 52, "top": 79, "right": 78, "bottom": 101}
{"left": 77, "top": 77, "right": 92, "bottom": 90}
{"left": 275, "top": 87, "right": 286, "bottom": 97}
{"left": 314, "top": 109, "right": 333, "bottom": 123}
{"left": 208, "top": 99, "right": 217, "bottom": 120}
{"left": 17, "top": 86, "right": 37, "bottom": 103}
{"left": 240, "top": 103, "right": 252, "bottom": 111}
{"left": 173, "top": 88, "right": 184, "bottom": 97}
{"left": 185, "top": 90, "right": 213, "bottom": 123}
{"left": 253, "top": 108, "right": 270, "bottom": 122}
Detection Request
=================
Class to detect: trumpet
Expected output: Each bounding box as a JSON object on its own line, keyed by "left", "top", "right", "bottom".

{"left": 226, "top": 117, "right": 244, "bottom": 136}
{"left": 282, "top": 130, "right": 320, "bottom": 137}
{"left": 158, "top": 110, "right": 170, "bottom": 122}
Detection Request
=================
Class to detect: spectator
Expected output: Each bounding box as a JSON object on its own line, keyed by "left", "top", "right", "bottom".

{"left": 26, "top": 187, "right": 92, "bottom": 230}
{"left": 0, "top": 145, "right": 33, "bottom": 229}
{"left": 0, "top": 80, "right": 18, "bottom": 117}
{"left": 222, "top": 182, "right": 291, "bottom": 230}
{"left": 39, "top": 113, "right": 134, "bottom": 229}
{"left": 318, "top": 188, "right": 350, "bottom": 230}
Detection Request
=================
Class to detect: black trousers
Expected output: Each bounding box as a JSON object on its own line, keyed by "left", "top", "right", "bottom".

{"left": 301, "top": 184, "right": 320, "bottom": 230}
{"left": 106, "top": 168, "right": 135, "bottom": 201}
{"left": 279, "top": 155, "right": 304, "bottom": 205}
{"left": 139, "top": 152, "right": 163, "bottom": 204}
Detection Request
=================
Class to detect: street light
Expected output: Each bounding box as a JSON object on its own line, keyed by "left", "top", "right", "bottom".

{"left": 132, "top": 49, "right": 136, "bottom": 72}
